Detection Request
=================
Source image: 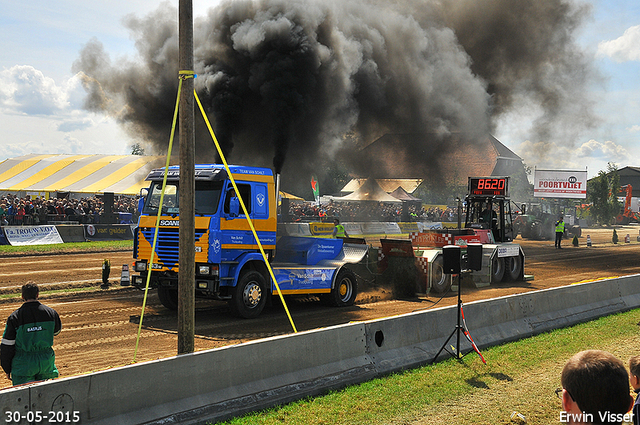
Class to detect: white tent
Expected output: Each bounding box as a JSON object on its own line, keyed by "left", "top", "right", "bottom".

{"left": 332, "top": 177, "right": 402, "bottom": 203}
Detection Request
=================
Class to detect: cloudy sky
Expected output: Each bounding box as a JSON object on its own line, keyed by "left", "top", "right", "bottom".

{"left": 0, "top": 0, "right": 638, "bottom": 179}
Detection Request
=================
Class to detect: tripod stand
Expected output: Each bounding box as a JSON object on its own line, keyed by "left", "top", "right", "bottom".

{"left": 432, "top": 271, "right": 486, "bottom": 364}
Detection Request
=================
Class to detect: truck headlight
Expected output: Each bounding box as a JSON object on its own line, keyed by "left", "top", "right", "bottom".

{"left": 135, "top": 261, "right": 147, "bottom": 272}
{"left": 197, "top": 264, "right": 219, "bottom": 276}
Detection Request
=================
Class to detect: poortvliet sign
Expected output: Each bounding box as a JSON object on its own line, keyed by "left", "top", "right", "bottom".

{"left": 534, "top": 170, "right": 587, "bottom": 199}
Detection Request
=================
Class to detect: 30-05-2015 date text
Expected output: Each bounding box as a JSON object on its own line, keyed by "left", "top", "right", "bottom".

{"left": 4, "top": 410, "right": 80, "bottom": 423}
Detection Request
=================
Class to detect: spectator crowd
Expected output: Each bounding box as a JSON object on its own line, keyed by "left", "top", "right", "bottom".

{"left": 285, "top": 201, "right": 459, "bottom": 223}
{"left": 0, "top": 194, "right": 141, "bottom": 226}
{"left": 1, "top": 195, "right": 458, "bottom": 226}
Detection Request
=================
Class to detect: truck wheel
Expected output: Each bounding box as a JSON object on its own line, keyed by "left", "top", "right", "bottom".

{"left": 430, "top": 256, "right": 451, "bottom": 294}
{"left": 505, "top": 256, "right": 522, "bottom": 281}
{"left": 230, "top": 271, "right": 267, "bottom": 319}
{"left": 326, "top": 268, "right": 358, "bottom": 307}
{"left": 491, "top": 257, "right": 505, "bottom": 283}
{"left": 158, "top": 286, "right": 178, "bottom": 310}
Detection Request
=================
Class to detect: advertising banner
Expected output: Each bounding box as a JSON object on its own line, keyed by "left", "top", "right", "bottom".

{"left": 3, "top": 226, "right": 64, "bottom": 246}
{"left": 361, "top": 222, "right": 386, "bottom": 235}
{"left": 309, "top": 222, "right": 334, "bottom": 236}
{"left": 398, "top": 222, "right": 419, "bottom": 234}
{"left": 85, "top": 224, "right": 134, "bottom": 240}
{"left": 382, "top": 222, "right": 402, "bottom": 235}
{"left": 344, "top": 223, "right": 362, "bottom": 236}
{"left": 534, "top": 170, "right": 587, "bottom": 199}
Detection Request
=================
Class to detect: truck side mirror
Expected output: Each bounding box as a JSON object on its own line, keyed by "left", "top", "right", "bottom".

{"left": 138, "top": 188, "right": 148, "bottom": 214}
{"left": 229, "top": 196, "right": 240, "bottom": 218}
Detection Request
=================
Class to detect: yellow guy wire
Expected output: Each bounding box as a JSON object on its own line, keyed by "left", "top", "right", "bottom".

{"left": 194, "top": 90, "right": 298, "bottom": 333}
{"left": 133, "top": 70, "right": 195, "bottom": 362}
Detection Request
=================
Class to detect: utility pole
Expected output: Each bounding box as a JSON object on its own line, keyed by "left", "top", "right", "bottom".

{"left": 178, "top": 0, "right": 195, "bottom": 355}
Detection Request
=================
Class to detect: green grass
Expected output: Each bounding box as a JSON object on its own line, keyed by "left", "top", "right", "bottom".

{"left": 219, "top": 309, "right": 640, "bottom": 425}
{"left": 0, "top": 240, "right": 132, "bottom": 255}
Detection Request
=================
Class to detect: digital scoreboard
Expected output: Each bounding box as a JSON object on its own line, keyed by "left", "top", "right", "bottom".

{"left": 468, "top": 177, "right": 508, "bottom": 196}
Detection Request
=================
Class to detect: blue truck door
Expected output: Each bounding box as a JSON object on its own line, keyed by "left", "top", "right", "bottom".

{"left": 254, "top": 183, "right": 269, "bottom": 219}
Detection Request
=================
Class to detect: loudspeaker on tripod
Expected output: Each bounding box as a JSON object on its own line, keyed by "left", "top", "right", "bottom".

{"left": 442, "top": 245, "right": 461, "bottom": 274}
{"left": 467, "top": 243, "right": 483, "bottom": 271}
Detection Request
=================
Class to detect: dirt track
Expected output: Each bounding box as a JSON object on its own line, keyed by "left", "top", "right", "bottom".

{"left": 0, "top": 225, "right": 638, "bottom": 388}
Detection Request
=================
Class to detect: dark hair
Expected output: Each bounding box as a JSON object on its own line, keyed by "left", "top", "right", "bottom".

{"left": 630, "top": 355, "right": 640, "bottom": 378}
{"left": 21, "top": 282, "right": 39, "bottom": 300}
{"left": 562, "top": 350, "right": 631, "bottom": 424}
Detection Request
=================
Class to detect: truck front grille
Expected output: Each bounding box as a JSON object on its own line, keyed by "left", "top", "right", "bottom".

{"left": 139, "top": 227, "right": 208, "bottom": 266}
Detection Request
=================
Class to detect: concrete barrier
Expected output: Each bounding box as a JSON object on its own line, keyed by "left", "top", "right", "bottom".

{"left": 366, "top": 275, "right": 640, "bottom": 375}
{"left": 2, "top": 324, "right": 374, "bottom": 425}
{"left": 2, "top": 275, "right": 639, "bottom": 424}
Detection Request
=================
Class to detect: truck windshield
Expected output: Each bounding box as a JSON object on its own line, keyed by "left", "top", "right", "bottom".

{"left": 142, "top": 181, "right": 223, "bottom": 215}
{"left": 194, "top": 181, "right": 223, "bottom": 214}
{"left": 143, "top": 182, "right": 179, "bottom": 215}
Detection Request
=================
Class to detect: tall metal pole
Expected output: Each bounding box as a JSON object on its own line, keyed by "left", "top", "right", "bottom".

{"left": 178, "top": 0, "right": 195, "bottom": 355}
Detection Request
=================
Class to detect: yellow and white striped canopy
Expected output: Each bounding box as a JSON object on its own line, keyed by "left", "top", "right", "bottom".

{"left": 0, "top": 154, "right": 166, "bottom": 195}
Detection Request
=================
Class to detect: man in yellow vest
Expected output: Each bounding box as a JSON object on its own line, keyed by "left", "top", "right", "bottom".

{"left": 332, "top": 218, "right": 349, "bottom": 238}
{"left": 555, "top": 215, "right": 565, "bottom": 249}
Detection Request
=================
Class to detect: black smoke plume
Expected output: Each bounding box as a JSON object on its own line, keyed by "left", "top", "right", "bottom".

{"left": 73, "top": 0, "right": 595, "bottom": 194}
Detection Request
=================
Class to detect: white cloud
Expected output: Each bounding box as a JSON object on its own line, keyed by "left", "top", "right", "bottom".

{"left": 57, "top": 119, "right": 94, "bottom": 132}
{"left": 577, "top": 139, "right": 629, "bottom": 158}
{"left": 627, "top": 125, "right": 640, "bottom": 133}
{"left": 596, "top": 25, "right": 640, "bottom": 62}
{"left": 0, "top": 65, "right": 70, "bottom": 115}
{"left": 0, "top": 66, "right": 109, "bottom": 136}
{"left": 516, "top": 138, "right": 630, "bottom": 171}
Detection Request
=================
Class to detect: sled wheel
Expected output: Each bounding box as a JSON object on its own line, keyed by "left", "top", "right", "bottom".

{"left": 505, "top": 256, "right": 522, "bottom": 281}
{"left": 491, "top": 256, "right": 505, "bottom": 283}
{"left": 430, "top": 256, "right": 452, "bottom": 294}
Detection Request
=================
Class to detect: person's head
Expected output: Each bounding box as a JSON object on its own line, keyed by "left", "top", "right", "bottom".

{"left": 21, "top": 282, "right": 39, "bottom": 301}
{"left": 629, "top": 355, "right": 640, "bottom": 391}
{"left": 561, "top": 350, "right": 632, "bottom": 424}
{"left": 334, "top": 218, "right": 340, "bottom": 225}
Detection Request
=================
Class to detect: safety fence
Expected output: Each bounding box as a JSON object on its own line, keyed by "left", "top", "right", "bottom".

{"left": 1, "top": 274, "right": 638, "bottom": 424}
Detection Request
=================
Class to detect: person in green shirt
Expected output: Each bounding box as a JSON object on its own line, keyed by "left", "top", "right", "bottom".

{"left": 1, "top": 283, "right": 62, "bottom": 385}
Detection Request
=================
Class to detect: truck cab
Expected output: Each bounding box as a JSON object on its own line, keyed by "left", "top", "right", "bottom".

{"left": 133, "top": 164, "right": 277, "bottom": 315}
{"left": 133, "top": 164, "right": 367, "bottom": 319}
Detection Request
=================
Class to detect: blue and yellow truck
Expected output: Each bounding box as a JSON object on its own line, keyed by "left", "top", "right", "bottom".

{"left": 132, "top": 164, "right": 368, "bottom": 318}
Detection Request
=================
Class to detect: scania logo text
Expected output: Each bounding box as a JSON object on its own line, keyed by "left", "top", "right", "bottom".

{"left": 160, "top": 220, "right": 179, "bottom": 226}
